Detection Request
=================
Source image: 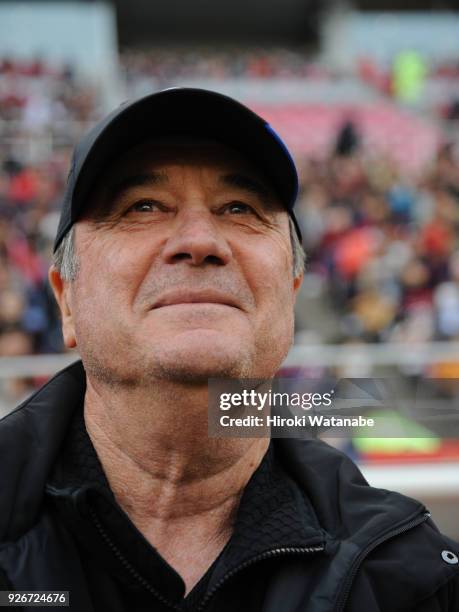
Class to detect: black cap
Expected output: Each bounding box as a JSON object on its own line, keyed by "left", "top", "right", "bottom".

{"left": 54, "top": 87, "right": 302, "bottom": 252}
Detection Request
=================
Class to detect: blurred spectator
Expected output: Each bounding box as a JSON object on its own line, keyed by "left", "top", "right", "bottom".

{"left": 0, "top": 327, "right": 35, "bottom": 417}
{"left": 335, "top": 119, "right": 361, "bottom": 157}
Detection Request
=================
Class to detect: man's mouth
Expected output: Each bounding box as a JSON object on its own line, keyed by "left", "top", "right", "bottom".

{"left": 152, "top": 290, "right": 241, "bottom": 310}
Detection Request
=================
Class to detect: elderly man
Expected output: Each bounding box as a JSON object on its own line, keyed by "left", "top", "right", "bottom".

{"left": 0, "top": 88, "right": 458, "bottom": 611}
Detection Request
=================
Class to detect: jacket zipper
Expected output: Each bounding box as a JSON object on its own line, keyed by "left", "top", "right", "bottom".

{"left": 334, "top": 510, "right": 431, "bottom": 612}
{"left": 88, "top": 508, "right": 180, "bottom": 611}
{"left": 197, "top": 544, "right": 325, "bottom": 611}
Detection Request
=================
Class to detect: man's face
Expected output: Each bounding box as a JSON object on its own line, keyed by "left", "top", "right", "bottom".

{"left": 51, "top": 140, "right": 303, "bottom": 385}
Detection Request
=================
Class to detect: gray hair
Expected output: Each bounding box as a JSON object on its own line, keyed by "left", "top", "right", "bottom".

{"left": 52, "top": 225, "right": 79, "bottom": 282}
{"left": 289, "top": 216, "right": 306, "bottom": 278}
{"left": 53, "top": 216, "right": 305, "bottom": 281}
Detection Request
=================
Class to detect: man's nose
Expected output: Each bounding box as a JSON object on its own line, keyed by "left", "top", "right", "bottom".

{"left": 161, "top": 209, "right": 232, "bottom": 266}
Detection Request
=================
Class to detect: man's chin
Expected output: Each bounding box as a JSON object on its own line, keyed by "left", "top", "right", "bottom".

{"left": 152, "top": 336, "right": 253, "bottom": 383}
{"left": 154, "top": 361, "right": 250, "bottom": 384}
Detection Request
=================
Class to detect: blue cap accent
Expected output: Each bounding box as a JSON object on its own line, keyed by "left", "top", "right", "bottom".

{"left": 265, "top": 123, "right": 299, "bottom": 208}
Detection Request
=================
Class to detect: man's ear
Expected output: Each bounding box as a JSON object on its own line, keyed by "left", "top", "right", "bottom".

{"left": 48, "top": 266, "right": 77, "bottom": 348}
{"left": 293, "top": 272, "right": 304, "bottom": 298}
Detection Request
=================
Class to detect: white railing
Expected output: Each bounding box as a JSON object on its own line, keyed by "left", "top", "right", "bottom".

{"left": 284, "top": 341, "right": 459, "bottom": 368}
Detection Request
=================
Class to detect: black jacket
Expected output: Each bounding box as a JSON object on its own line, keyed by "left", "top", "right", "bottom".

{"left": 0, "top": 360, "right": 458, "bottom": 611}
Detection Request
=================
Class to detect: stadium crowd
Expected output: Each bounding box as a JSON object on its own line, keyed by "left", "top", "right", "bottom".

{"left": 297, "top": 128, "right": 459, "bottom": 345}
{"left": 2, "top": 51, "right": 459, "bottom": 409}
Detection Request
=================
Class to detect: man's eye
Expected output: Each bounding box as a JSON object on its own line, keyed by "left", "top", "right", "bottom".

{"left": 223, "top": 202, "right": 256, "bottom": 215}
{"left": 128, "top": 200, "right": 162, "bottom": 213}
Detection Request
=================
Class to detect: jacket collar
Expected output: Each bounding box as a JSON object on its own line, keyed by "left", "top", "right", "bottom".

{"left": 0, "top": 360, "right": 86, "bottom": 541}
